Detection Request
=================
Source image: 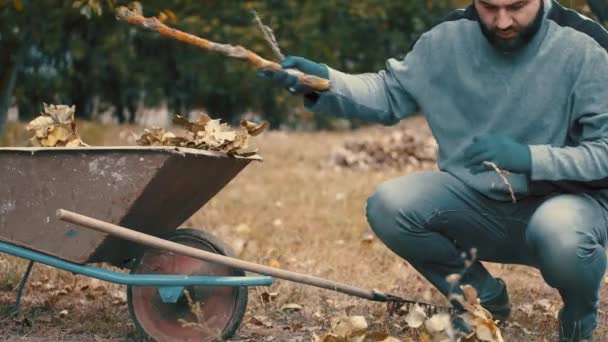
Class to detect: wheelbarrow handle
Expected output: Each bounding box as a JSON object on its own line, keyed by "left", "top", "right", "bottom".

{"left": 57, "top": 209, "right": 383, "bottom": 302}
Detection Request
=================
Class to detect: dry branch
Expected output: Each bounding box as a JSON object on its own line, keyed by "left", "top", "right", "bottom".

{"left": 483, "top": 161, "right": 517, "bottom": 203}
{"left": 253, "top": 11, "right": 284, "bottom": 61}
{"left": 115, "top": 7, "right": 330, "bottom": 92}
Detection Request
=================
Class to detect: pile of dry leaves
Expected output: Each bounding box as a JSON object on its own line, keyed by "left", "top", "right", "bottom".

{"left": 136, "top": 114, "right": 268, "bottom": 157}
{"left": 25, "top": 104, "right": 88, "bottom": 147}
{"left": 24, "top": 104, "right": 268, "bottom": 157}
{"left": 326, "top": 128, "right": 437, "bottom": 171}
{"left": 312, "top": 283, "right": 504, "bottom": 342}
{"left": 307, "top": 268, "right": 503, "bottom": 342}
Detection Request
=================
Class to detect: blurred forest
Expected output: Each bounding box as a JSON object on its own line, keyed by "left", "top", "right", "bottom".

{"left": 0, "top": 0, "right": 606, "bottom": 133}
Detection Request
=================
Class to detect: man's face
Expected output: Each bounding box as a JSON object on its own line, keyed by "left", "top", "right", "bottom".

{"left": 475, "top": 0, "right": 543, "bottom": 52}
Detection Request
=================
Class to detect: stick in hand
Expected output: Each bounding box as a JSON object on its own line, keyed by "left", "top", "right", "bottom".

{"left": 115, "top": 7, "right": 330, "bottom": 92}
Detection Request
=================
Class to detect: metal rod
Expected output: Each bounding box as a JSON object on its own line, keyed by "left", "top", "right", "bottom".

{"left": 11, "top": 260, "right": 34, "bottom": 316}
{"left": 57, "top": 209, "right": 388, "bottom": 302}
{"left": 0, "top": 241, "right": 272, "bottom": 287}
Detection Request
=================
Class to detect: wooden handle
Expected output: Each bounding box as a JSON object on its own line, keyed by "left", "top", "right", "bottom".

{"left": 57, "top": 209, "right": 381, "bottom": 301}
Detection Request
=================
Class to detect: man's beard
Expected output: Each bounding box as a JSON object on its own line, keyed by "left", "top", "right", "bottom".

{"left": 479, "top": 2, "right": 545, "bottom": 53}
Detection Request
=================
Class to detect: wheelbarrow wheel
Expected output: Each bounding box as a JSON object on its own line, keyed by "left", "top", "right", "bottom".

{"left": 127, "top": 228, "right": 247, "bottom": 342}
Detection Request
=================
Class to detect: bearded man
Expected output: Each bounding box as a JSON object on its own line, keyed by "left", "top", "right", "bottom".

{"left": 261, "top": 1, "right": 608, "bottom": 340}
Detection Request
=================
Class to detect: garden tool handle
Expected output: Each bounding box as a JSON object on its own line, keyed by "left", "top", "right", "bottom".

{"left": 57, "top": 209, "right": 382, "bottom": 301}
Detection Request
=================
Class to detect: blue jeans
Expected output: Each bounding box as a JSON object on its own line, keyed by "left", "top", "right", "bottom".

{"left": 366, "top": 171, "right": 608, "bottom": 337}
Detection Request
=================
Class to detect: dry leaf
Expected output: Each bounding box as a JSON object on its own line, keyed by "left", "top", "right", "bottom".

{"left": 139, "top": 114, "right": 263, "bottom": 156}
{"left": 379, "top": 337, "right": 402, "bottom": 342}
{"left": 405, "top": 304, "right": 427, "bottom": 329}
{"left": 326, "top": 126, "right": 437, "bottom": 171}
{"left": 450, "top": 285, "right": 504, "bottom": 342}
{"left": 332, "top": 316, "right": 368, "bottom": 339}
{"left": 280, "top": 303, "right": 303, "bottom": 312}
{"left": 26, "top": 115, "right": 54, "bottom": 133}
{"left": 241, "top": 119, "right": 269, "bottom": 136}
{"left": 462, "top": 285, "right": 479, "bottom": 306}
{"left": 250, "top": 315, "right": 273, "bottom": 328}
{"left": 260, "top": 291, "right": 278, "bottom": 303}
{"left": 43, "top": 103, "right": 75, "bottom": 124}
{"left": 446, "top": 273, "right": 462, "bottom": 284}
{"left": 424, "top": 313, "right": 451, "bottom": 334}
{"left": 26, "top": 103, "right": 87, "bottom": 147}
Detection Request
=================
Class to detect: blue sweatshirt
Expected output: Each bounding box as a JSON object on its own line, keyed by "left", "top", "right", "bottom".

{"left": 308, "top": 0, "right": 608, "bottom": 202}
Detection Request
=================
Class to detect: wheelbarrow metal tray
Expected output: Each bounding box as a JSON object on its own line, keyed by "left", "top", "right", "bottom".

{"left": 0, "top": 146, "right": 259, "bottom": 266}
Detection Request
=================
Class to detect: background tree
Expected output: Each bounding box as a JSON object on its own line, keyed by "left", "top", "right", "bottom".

{"left": 0, "top": 0, "right": 603, "bottom": 135}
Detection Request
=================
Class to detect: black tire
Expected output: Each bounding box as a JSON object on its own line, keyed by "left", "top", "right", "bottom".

{"left": 127, "top": 228, "right": 248, "bottom": 342}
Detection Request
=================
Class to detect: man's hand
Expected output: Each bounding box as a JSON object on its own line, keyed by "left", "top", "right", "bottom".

{"left": 463, "top": 135, "right": 532, "bottom": 174}
{"left": 257, "top": 56, "right": 329, "bottom": 95}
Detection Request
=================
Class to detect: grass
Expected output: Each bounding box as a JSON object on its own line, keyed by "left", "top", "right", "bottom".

{"left": 0, "top": 116, "right": 606, "bottom": 340}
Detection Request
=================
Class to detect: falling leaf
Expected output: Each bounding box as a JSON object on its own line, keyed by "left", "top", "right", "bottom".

{"left": 405, "top": 304, "right": 427, "bottom": 328}
{"left": 449, "top": 285, "right": 504, "bottom": 342}
{"left": 462, "top": 285, "right": 479, "bottom": 306}
{"left": 446, "top": 273, "right": 462, "bottom": 284}
{"left": 241, "top": 119, "right": 269, "bottom": 136}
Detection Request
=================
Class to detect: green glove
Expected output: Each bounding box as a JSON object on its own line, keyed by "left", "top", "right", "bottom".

{"left": 257, "top": 56, "right": 329, "bottom": 95}
{"left": 463, "top": 135, "right": 532, "bottom": 174}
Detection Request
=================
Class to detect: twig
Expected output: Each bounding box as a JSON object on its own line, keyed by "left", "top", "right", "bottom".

{"left": 115, "top": 6, "right": 329, "bottom": 92}
{"left": 483, "top": 161, "right": 517, "bottom": 203}
{"left": 252, "top": 11, "right": 284, "bottom": 61}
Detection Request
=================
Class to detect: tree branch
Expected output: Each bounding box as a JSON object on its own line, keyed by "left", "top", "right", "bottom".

{"left": 115, "top": 7, "right": 330, "bottom": 92}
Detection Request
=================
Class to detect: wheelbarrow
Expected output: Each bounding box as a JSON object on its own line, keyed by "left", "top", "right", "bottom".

{"left": 0, "top": 146, "right": 447, "bottom": 341}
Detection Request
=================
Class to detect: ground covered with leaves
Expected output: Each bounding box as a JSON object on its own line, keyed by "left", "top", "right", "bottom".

{"left": 0, "top": 116, "right": 607, "bottom": 341}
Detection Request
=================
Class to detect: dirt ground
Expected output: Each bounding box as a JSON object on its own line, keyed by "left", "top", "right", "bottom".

{"left": 0, "top": 116, "right": 607, "bottom": 341}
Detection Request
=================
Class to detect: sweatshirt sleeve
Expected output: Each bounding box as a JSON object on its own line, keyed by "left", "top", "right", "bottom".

{"left": 305, "top": 36, "right": 430, "bottom": 126}
{"left": 529, "top": 47, "right": 608, "bottom": 181}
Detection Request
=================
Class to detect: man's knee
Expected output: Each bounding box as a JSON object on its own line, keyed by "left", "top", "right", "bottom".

{"left": 526, "top": 194, "right": 607, "bottom": 285}
{"left": 365, "top": 172, "right": 458, "bottom": 241}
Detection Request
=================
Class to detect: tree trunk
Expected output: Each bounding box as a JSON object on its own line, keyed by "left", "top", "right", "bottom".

{"left": 0, "top": 38, "right": 26, "bottom": 135}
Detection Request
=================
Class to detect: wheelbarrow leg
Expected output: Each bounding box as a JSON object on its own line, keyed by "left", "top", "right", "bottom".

{"left": 10, "top": 261, "right": 34, "bottom": 316}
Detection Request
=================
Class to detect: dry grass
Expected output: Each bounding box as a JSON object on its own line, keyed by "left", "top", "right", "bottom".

{"left": 0, "top": 117, "right": 607, "bottom": 341}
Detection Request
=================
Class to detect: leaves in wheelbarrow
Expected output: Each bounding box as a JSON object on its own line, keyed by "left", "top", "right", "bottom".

{"left": 26, "top": 103, "right": 88, "bottom": 147}
{"left": 136, "top": 113, "right": 268, "bottom": 156}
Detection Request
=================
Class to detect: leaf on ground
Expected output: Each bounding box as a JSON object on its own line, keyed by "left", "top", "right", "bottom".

{"left": 331, "top": 316, "right": 367, "bottom": 339}
{"left": 405, "top": 304, "right": 427, "bottom": 328}
{"left": 250, "top": 315, "right": 273, "bottom": 328}
{"left": 259, "top": 291, "right": 278, "bottom": 303}
{"left": 280, "top": 303, "right": 303, "bottom": 312}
